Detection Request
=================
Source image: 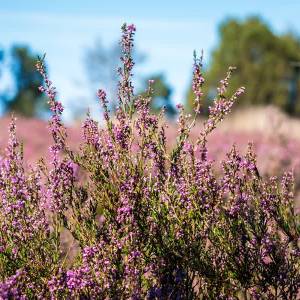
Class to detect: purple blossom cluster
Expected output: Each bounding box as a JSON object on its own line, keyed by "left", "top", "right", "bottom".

{"left": 0, "top": 24, "right": 299, "bottom": 299}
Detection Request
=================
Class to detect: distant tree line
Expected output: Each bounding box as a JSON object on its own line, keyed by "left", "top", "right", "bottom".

{"left": 1, "top": 16, "right": 300, "bottom": 119}
{"left": 186, "top": 17, "right": 300, "bottom": 115}
{"left": 84, "top": 39, "right": 176, "bottom": 117}
{"left": 0, "top": 46, "right": 46, "bottom": 117}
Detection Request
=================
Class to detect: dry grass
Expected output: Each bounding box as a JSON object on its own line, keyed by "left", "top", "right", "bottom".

{"left": 219, "top": 105, "right": 300, "bottom": 138}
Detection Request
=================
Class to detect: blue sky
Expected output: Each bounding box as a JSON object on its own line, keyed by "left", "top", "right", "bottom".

{"left": 1, "top": 1, "right": 300, "bottom": 121}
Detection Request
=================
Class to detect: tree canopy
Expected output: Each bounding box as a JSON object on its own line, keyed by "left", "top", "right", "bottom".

{"left": 186, "top": 17, "right": 300, "bottom": 115}
{"left": 84, "top": 39, "right": 145, "bottom": 111}
{"left": 1, "top": 46, "right": 46, "bottom": 117}
{"left": 140, "top": 74, "right": 176, "bottom": 117}
{"left": 0, "top": 47, "right": 4, "bottom": 76}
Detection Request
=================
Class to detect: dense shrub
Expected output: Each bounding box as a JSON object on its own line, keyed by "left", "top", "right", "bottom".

{"left": 0, "top": 24, "right": 299, "bottom": 299}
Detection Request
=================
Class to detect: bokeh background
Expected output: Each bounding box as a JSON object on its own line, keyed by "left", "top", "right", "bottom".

{"left": 1, "top": 0, "right": 300, "bottom": 205}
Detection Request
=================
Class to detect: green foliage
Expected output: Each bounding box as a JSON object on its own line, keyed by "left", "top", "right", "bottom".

{"left": 85, "top": 39, "right": 145, "bottom": 112}
{"left": 140, "top": 74, "right": 176, "bottom": 117}
{"left": 0, "top": 47, "right": 4, "bottom": 76}
{"left": 186, "top": 17, "right": 300, "bottom": 115}
{"left": 5, "top": 46, "right": 46, "bottom": 117}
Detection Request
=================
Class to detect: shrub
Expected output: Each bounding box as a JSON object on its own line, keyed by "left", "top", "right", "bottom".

{"left": 0, "top": 24, "right": 299, "bottom": 299}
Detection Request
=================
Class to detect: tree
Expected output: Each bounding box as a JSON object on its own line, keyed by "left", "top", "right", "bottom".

{"left": 186, "top": 17, "right": 300, "bottom": 115}
{"left": 140, "top": 74, "right": 176, "bottom": 117}
{"left": 84, "top": 39, "right": 145, "bottom": 111}
{"left": 0, "top": 46, "right": 47, "bottom": 117}
{"left": 0, "top": 47, "right": 4, "bottom": 77}
{"left": 4, "top": 46, "right": 47, "bottom": 117}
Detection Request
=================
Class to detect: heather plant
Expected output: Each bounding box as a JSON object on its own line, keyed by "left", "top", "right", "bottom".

{"left": 0, "top": 24, "right": 299, "bottom": 299}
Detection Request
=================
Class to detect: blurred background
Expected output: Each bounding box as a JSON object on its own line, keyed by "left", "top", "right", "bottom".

{"left": 2, "top": 1, "right": 300, "bottom": 120}
{"left": 1, "top": 1, "right": 300, "bottom": 202}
